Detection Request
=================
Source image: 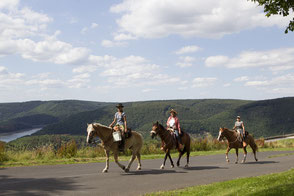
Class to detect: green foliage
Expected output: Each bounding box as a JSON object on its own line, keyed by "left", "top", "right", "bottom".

{"left": 148, "top": 168, "right": 294, "bottom": 196}
{"left": 251, "top": 0, "right": 294, "bottom": 33}
{"left": 0, "top": 141, "right": 8, "bottom": 163}
{"left": 37, "top": 97, "right": 294, "bottom": 138}
{"left": 0, "top": 100, "right": 107, "bottom": 134}
{"left": 57, "top": 140, "right": 78, "bottom": 158}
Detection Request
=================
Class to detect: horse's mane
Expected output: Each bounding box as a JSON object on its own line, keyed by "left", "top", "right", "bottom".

{"left": 93, "top": 122, "right": 111, "bottom": 130}
{"left": 222, "top": 127, "right": 235, "bottom": 132}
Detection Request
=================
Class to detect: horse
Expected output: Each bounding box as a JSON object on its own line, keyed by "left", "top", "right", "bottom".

{"left": 217, "top": 127, "right": 258, "bottom": 164}
{"left": 150, "top": 121, "right": 191, "bottom": 169}
{"left": 86, "top": 123, "right": 143, "bottom": 173}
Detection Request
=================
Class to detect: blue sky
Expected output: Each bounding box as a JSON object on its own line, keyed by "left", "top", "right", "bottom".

{"left": 0, "top": 0, "right": 294, "bottom": 103}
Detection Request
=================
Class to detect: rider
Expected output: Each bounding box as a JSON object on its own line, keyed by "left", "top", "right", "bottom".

{"left": 166, "top": 109, "right": 183, "bottom": 150}
{"left": 233, "top": 116, "right": 246, "bottom": 147}
{"left": 109, "top": 103, "right": 128, "bottom": 152}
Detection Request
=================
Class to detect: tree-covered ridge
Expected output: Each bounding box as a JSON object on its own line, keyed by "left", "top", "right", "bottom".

{"left": 0, "top": 100, "right": 109, "bottom": 133}
{"left": 37, "top": 97, "right": 294, "bottom": 138}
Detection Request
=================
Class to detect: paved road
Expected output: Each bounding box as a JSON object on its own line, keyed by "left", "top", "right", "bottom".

{"left": 1, "top": 151, "right": 294, "bottom": 196}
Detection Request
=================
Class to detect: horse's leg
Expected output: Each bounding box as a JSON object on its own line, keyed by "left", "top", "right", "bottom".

{"left": 235, "top": 148, "right": 239, "bottom": 164}
{"left": 168, "top": 151, "right": 174, "bottom": 168}
{"left": 250, "top": 140, "right": 258, "bottom": 162}
{"left": 226, "top": 147, "right": 231, "bottom": 162}
{"left": 176, "top": 149, "right": 184, "bottom": 167}
{"left": 136, "top": 152, "right": 142, "bottom": 170}
{"left": 160, "top": 150, "right": 169, "bottom": 169}
{"left": 102, "top": 149, "right": 110, "bottom": 173}
{"left": 125, "top": 151, "right": 136, "bottom": 172}
{"left": 185, "top": 148, "right": 190, "bottom": 168}
{"left": 242, "top": 147, "right": 247, "bottom": 163}
{"left": 113, "top": 152, "right": 126, "bottom": 171}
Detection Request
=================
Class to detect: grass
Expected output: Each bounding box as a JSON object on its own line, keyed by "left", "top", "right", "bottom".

{"left": 146, "top": 169, "right": 294, "bottom": 196}
{"left": 1, "top": 137, "right": 294, "bottom": 168}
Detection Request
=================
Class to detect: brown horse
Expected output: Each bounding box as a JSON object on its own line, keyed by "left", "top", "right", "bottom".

{"left": 86, "top": 123, "right": 143, "bottom": 172}
{"left": 217, "top": 127, "right": 258, "bottom": 163}
{"left": 150, "top": 121, "right": 191, "bottom": 169}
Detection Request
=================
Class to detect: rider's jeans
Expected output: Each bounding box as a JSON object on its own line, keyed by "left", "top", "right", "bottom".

{"left": 174, "top": 130, "right": 182, "bottom": 144}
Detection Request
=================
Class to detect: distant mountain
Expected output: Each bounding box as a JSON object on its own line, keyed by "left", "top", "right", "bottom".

{"left": 0, "top": 100, "right": 110, "bottom": 134}
{"left": 35, "top": 97, "right": 294, "bottom": 138}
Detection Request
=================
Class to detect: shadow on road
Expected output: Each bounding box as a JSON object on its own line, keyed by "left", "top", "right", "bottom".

{"left": 244, "top": 161, "right": 279, "bottom": 165}
{"left": 121, "top": 169, "right": 187, "bottom": 176}
{"left": 0, "top": 175, "right": 82, "bottom": 196}
{"left": 182, "top": 166, "right": 227, "bottom": 171}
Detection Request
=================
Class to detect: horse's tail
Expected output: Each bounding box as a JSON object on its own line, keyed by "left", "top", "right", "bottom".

{"left": 249, "top": 135, "right": 258, "bottom": 152}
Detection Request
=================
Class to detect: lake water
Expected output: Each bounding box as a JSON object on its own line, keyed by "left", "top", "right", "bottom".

{"left": 0, "top": 128, "right": 42, "bottom": 143}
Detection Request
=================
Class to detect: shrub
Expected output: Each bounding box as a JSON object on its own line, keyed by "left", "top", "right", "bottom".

{"left": 57, "top": 140, "right": 77, "bottom": 158}
{"left": 0, "top": 142, "right": 8, "bottom": 162}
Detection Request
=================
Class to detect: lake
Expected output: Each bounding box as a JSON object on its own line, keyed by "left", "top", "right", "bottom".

{"left": 0, "top": 128, "right": 42, "bottom": 143}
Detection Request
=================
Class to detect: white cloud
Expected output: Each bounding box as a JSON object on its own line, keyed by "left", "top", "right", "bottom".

{"left": 192, "top": 77, "right": 217, "bottom": 88}
{"left": 234, "top": 76, "right": 249, "bottom": 82}
{"left": 205, "top": 48, "right": 294, "bottom": 72}
{"left": 0, "top": 0, "right": 19, "bottom": 10}
{"left": 81, "top": 27, "right": 88, "bottom": 34}
{"left": 223, "top": 83, "right": 231, "bottom": 87}
{"left": 101, "top": 39, "right": 128, "bottom": 48}
{"left": 91, "top": 23, "right": 98, "bottom": 29}
{"left": 176, "top": 56, "right": 195, "bottom": 67}
{"left": 175, "top": 45, "right": 201, "bottom": 55}
{"left": 110, "top": 0, "right": 289, "bottom": 39}
{"left": 205, "top": 55, "right": 229, "bottom": 67}
{"left": 113, "top": 33, "right": 137, "bottom": 41}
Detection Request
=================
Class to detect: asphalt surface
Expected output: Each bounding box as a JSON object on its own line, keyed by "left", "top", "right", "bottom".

{"left": 1, "top": 150, "right": 294, "bottom": 196}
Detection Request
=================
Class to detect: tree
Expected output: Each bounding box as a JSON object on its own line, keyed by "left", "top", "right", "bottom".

{"left": 251, "top": 0, "right": 294, "bottom": 33}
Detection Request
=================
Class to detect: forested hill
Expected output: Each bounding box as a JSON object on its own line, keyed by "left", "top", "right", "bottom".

{"left": 36, "top": 97, "right": 294, "bottom": 138}
{"left": 0, "top": 100, "right": 110, "bottom": 134}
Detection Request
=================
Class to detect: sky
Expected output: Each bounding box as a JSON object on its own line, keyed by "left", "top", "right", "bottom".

{"left": 0, "top": 0, "right": 294, "bottom": 103}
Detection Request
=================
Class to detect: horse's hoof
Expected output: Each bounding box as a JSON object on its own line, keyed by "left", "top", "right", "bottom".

{"left": 102, "top": 169, "right": 108, "bottom": 173}
{"left": 241, "top": 161, "right": 245, "bottom": 164}
{"left": 235, "top": 161, "right": 238, "bottom": 164}
{"left": 136, "top": 167, "right": 141, "bottom": 171}
{"left": 125, "top": 168, "right": 129, "bottom": 173}
{"left": 160, "top": 165, "right": 164, "bottom": 170}
{"left": 226, "top": 159, "right": 230, "bottom": 163}
{"left": 184, "top": 164, "right": 189, "bottom": 168}
{"left": 177, "top": 164, "right": 180, "bottom": 167}
{"left": 171, "top": 165, "right": 174, "bottom": 168}
{"left": 256, "top": 159, "right": 258, "bottom": 162}
{"left": 122, "top": 166, "right": 126, "bottom": 170}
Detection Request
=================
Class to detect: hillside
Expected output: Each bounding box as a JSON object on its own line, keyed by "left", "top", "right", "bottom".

{"left": 2, "top": 97, "right": 294, "bottom": 138}
{"left": 36, "top": 98, "right": 294, "bottom": 138}
{"left": 0, "top": 100, "right": 109, "bottom": 134}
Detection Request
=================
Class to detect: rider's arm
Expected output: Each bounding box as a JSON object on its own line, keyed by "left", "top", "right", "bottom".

{"left": 109, "top": 117, "right": 116, "bottom": 127}
{"left": 166, "top": 116, "right": 171, "bottom": 128}
{"left": 123, "top": 115, "right": 127, "bottom": 133}
{"left": 242, "top": 122, "right": 245, "bottom": 133}
{"left": 177, "top": 118, "right": 181, "bottom": 134}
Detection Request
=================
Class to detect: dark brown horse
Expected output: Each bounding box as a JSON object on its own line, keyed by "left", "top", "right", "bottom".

{"left": 150, "top": 122, "right": 191, "bottom": 169}
{"left": 217, "top": 127, "right": 258, "bottom": 163}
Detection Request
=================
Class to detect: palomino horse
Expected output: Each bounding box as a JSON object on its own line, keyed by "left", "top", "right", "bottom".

{"left": 217, "top": 127, "right": 258, "bottom": 163}
{"left": 150, "top": 122, "right": 191, "bottom": 169}
{"left": 86, "top": 123, "right": 143, "bottom": 172}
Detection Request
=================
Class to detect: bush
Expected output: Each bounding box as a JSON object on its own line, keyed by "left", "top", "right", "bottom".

{"left": 0, "top": 142, "right": 8, "bottom": 163}
{"left": 57, "top": 140, "right": 77, "bottom": 158}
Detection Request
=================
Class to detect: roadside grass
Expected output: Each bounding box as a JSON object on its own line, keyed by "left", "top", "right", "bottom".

{"left": 1, "top": 137, "right": 294, "bottom": 168}
{"left": 146, "top": 169, "right": 294, "bottom": 196}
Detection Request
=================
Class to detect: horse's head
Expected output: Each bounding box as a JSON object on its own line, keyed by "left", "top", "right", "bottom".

{"left": 150, "top": 121, "right": 160, "bottom": 139}
{"left": 86, "top": 123, "right": 97, "bottom": 144}
{"left": 217, "top": 127, "right": 225, "bottom": 141}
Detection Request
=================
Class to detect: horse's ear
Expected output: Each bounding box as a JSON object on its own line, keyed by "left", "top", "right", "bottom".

{"left": 87, "top": 123, "right": 89, "bottom": 126}
{"left": 156, "top": 121, "right": 159, "bottom": 125}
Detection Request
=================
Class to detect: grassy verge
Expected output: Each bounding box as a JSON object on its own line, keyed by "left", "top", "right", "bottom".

{"left": 1, "top": 137, "right": 293, "bottom": 168}
{"left": 146, "top": 169, "right": 294, "bottom": 196}
{"left": 1, "top": 147, "right": 293, "bottom": 168}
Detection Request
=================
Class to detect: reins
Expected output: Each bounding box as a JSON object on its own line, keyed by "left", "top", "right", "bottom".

{"left": 157, "top": 125, "right": 174, "bottom": 148}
